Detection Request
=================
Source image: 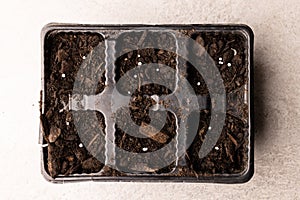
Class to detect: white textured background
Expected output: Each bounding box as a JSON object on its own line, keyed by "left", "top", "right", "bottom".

{"left": 0, "top": 0, "right": 299, "bottom": 199}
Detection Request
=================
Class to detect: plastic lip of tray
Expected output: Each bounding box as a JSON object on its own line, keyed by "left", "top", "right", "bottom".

{"left": 40, "top": 24, "right": 254, "bottom": 183}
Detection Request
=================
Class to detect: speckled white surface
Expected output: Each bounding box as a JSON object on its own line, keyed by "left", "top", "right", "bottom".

{"left": 0, "top": 0, "right": 299, "bottom": 199}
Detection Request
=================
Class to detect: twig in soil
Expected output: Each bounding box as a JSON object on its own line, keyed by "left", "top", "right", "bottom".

{"left": 227, "top": 132, "right": 238, "bottom": 146}
{"left": 137, "top": 31, "right": 147, "bottom": 47}
{"left": 87, "top": 134, "right": 100, "bottom": 149}
{"left": 119, "top": 132, "right": 127, "bottom": 148}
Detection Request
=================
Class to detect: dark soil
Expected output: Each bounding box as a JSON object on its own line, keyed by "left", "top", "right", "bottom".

{"left": 184, "top": 31, "right": 249, "bottom": 175}
{"left": 187, "top": 31, "right": 248, "bottom": 94}
{"left": 114, "top": 32, "right": 177, "bottom": 173}
{"left": 41, "top": 29, "right": 249, "bottom": 179}
{"left": 41, "top": 32, "right": 106, "bottom": 177}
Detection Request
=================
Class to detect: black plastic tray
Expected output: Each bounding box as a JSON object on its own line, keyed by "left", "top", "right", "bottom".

{"left": 40, "top": 23, "right": 254, "bottom": 183}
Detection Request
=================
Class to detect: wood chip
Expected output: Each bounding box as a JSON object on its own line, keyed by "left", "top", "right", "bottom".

{"left": 139, "top": 122, "right": 169, "bottom": 144}
{"left": 49, "top": 126, "right": 61, "bottom": 143}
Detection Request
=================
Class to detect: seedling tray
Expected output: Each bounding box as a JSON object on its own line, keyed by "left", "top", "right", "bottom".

{"left": 40, "top": 24, "right": 254, "bottom": 183}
